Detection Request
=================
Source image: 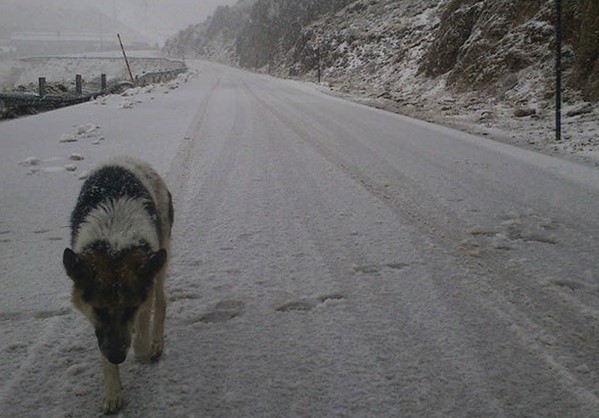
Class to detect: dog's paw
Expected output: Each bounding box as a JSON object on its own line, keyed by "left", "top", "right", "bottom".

{"left": 134, "top": 339, "right": 163, "bottom": 363}
{"left": 103, "top": 386, "right": 123, "bottom": 414}
{"left": 133, "top": 343, "right": 152, "bottom": 363}
{"left": 134, "top": 351, "right": 152, "bottom": 364}
{"left": 149, "top": 340, "right": 163, "bottom": 362}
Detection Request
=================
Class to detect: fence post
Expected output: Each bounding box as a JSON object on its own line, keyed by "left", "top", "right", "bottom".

{"left": 317, "top": 44, "right": 321, "bottom": 83}
{"left": 555, "top": 0, "right": 562, "bottom": 142}
{"left": 38, "top": 77, "right": 46, "bottom": 97}
{"left": 101, "top": 74, "right": 107, "bottom": 91}
{"left": 76, "top": 74, "right": 82, "bottom": 95}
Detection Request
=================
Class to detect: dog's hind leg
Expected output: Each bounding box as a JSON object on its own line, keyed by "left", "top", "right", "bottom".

{"left": 150, "top": 267, "right": 167, "bottom": 361}
{"left": 133, "top": 289, "right": 153, "bottom": 362}
{"left": 102, "top": 356, "right": 123, "bottom": 414}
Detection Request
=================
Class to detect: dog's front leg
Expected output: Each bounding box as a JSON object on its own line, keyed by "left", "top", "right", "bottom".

{"left": 102, "top": 356, "right": 123, "bottom": 414}
{"left": 150, "top": 268, "right": 167, "bottom": 361}
{"left": 133, "top": 293, "right": 152, "bottom": 362}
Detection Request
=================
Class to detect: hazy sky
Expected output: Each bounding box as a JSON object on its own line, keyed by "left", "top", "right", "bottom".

{"left": 98, "top": 0, "right": 239, "bottom": 42}
{"left": 2, "top": 0, "right": 238, "bottom": 44}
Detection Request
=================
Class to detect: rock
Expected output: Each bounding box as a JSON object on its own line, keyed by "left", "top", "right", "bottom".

{"left": 514, "top": 108, "right": 536, "bottom": 117}
{"left": 566, "top": 103, "right": 593, "bottom": 117}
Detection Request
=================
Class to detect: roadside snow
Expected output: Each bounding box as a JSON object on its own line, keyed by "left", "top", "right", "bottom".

{"left": 322, "top": 79, "right": 599, "bottom": 169}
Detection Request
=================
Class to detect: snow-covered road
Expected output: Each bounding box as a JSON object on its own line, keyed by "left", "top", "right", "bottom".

{"left": 1, "top": 60, "right": 599, "bottom": 417}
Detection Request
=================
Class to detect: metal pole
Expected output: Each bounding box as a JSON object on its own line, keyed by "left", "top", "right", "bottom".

{"left": 75, "top": 74, "right": 82, "bottom": 95}
{"left": 555, "top": 0, "right": 562, "bottom": 142}
{"left": 317, "top": 44, "right": 321, "bottom": 83}
{"left": 38, "top": 77, "right": 46, "bottom": 97}
{"left": 117, "top": 34, "right": 136, "bottom": 85}
{"left": 101, "top": 74, "right": 107, "bottom": 91}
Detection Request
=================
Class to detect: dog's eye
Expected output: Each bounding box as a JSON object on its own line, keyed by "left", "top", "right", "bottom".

{"left": 93, "top": 308, "right": 110, "bottom": 323}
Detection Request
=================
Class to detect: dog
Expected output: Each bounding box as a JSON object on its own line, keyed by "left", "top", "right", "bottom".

{"left": 63, "top": 156, "right": 173, "bottom": 414}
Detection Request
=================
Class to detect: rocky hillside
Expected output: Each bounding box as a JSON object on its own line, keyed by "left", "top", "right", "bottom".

{"left": 164, "top": 0, "right": 597, "bottom": 102}
{"left": 421, "top": 0, "right": 598, "bottom": 101}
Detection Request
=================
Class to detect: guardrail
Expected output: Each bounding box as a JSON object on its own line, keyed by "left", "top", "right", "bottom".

{"left": 0, "top": 65, "right": 187, "bottom": 119}
{"left": 0, "top": 91, "right": 96, "bottom": 118}
{"left": 136, "top": 68, "right": 187, "bottom": 87}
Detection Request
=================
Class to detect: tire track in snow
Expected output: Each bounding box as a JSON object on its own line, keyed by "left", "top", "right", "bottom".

{"left": 125, "top": 72, "right": 268, "bottom": 415}
{"left": 167, "top": 74, "right": 252, "bottom": 281}
{"left": 166, "top": 75, "right": 222, "bottom": 207}
{"left": 129, "top": 72, "right": 245, "bottom": 415}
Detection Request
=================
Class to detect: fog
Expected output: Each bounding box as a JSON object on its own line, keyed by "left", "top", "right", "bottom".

{"left": 99, "top": 0, "right": 239, "bottom": 44}
{"left": 0, "top": 0, "right": 238, "bottom": 45}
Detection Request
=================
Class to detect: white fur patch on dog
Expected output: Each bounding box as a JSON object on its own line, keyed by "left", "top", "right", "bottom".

{"left": 74, "top": 198, "right": 160, "bottom": 253}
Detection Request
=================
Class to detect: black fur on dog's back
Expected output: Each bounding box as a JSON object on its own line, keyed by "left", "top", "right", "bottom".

{"left": 70, "top": 165, "right": 160, "bottom": 246}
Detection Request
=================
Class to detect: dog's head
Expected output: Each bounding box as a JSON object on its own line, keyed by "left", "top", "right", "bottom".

{"left": 63, "top": 244, "right": 166, "bottom": 364}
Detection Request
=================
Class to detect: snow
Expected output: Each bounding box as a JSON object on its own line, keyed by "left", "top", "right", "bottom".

{"left": 1, "top": 59, "right": 599, "bottom": 417}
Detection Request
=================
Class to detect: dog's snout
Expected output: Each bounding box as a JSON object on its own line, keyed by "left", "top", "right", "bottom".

{"left": 95, "top": 327, "right": 130, "bottom": 364}
{"left": 99, "top": 342, "right": 129, "bottom": 364}
{"left": 107, "top": 350, "right": 127, "bottom": 364}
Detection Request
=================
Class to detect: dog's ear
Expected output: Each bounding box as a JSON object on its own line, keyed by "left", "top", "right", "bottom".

{"left": 63, "top": 248, "right": 81, "bottom": 280}
{"left": 140, "top": 249, "right": 167, "bottom": 284}
{"left": 63, "top": 248, "right": 92, "bottom": 287}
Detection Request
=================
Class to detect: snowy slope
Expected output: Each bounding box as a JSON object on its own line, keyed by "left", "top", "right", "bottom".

{"left": 1, "top": 60, "right": 599, "bottom": 417}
